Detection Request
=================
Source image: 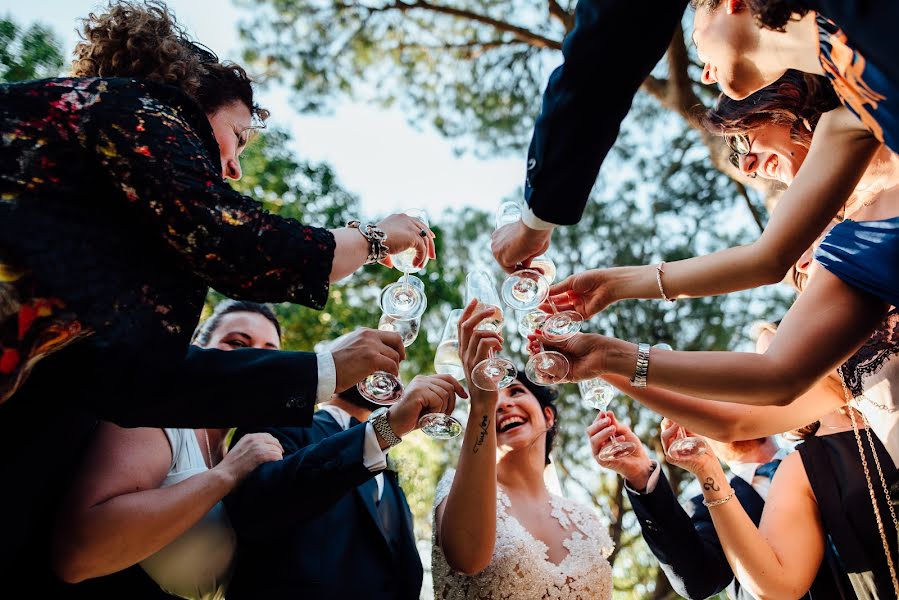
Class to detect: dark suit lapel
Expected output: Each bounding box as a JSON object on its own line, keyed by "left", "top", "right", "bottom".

{"left": 355, "top": 477, "right": 392, "bottom": 553}
{"left": 387, "top": 470, "right": 417, "bottom": 552}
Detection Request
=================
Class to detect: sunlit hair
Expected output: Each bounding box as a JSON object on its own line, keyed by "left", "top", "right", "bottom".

{"left": 512, "top": 371, "right": 559, "bottom": 466}
{"left": 71, "top": 0, "right": 269, "bottom": 123}
{"left": 191, "top": 300, "right": 281, "bottom": 347}
{"left": 690, "top": 0, "right": 809, "bottom": 32}
{"left": 702, "top": 70, "right": 840, "bottom": 149}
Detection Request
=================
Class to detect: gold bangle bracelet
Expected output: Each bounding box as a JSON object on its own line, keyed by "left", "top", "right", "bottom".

{"left": 656, "top": 261, "right": 676, "bottom": 303}
{"left": 702, "top": 488, "right": 736, "bottom": 508}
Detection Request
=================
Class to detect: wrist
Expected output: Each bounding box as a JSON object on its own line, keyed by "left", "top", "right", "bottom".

{"left": 209, "top": 463, "right": 238, "bottom": 490}
{"left": 615, "top": 265, "right": 659, "bottom": 302}
{"left": 623, "top": 460, "right": 655, "bottom": 491}
{"left": 604, "top": 338, "right": 639, "bottom": 379}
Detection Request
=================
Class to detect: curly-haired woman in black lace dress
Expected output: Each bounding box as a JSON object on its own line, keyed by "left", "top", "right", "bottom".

{"left": 0, "top": 0, "right": 436, "bottom": 585}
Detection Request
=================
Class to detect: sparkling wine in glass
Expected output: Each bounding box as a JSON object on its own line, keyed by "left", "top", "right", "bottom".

{"left": 542, "top": 295, "right": 584, "bottom": 342}
{"left": 390, "top": 208, "right": 430, "bottom": 274}
{"left": 378, "top": 313, "right": 420, "bottom": 346}
{"left": 494, "top": 203, "right": 550, "bottom": 311}
{"left": 358, "top": 309, "right": 423, "bottom": 405}
{"left": 525, "top": 338, "right": 569, "bottom": 385}
{"left": 420, "top": 309, "right": 466, "bottom": 440}
{"left": 578, "top": 379, "right": 636, "bottom": 460}
{"left": 667, "top": 427, "right": 709, "bottom": 459}
{"left": 466, "top": 271, "right": 517, "bottom": 391}
{"left": 530, "top": 254, "right": 557, "bottom": 284}
{"left": 516, "top": 309, "right": 548, "bottom": 338}
{"left": 380, "top": 274, "right": 427, "bottom": 319}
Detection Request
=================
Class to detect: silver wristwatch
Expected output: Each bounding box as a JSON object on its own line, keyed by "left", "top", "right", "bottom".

{"left": 347, "top": 220, "right": 389, "bottom": 265}
{"left": 630, "top": 343, "right": 651, "bottom": 388}
{"left": 368, "top": 407, "right": 402, "bottom": 448}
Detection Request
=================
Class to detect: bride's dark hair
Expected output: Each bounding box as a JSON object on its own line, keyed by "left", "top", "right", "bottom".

{"left": 515, "top": 372, "right": 559, "bottom": 466}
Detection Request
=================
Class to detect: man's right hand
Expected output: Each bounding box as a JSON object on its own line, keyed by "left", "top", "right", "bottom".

{"left": 491, "top": 220, "right": 552, "bottom": 274}
{"left": 216, "top": 432, "right": 284, "bottom": 485}
{"left": 386, "top": 374, "right": 467, "bottom": 439}
{"left": 587, "top": 411, "right": 654, "bottom": 490}
{"left": 331, "top": 328, "right": 406, "bottom": 392}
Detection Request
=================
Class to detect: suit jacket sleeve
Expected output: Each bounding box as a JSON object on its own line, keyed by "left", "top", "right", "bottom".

{"left": 224, "top": 424, "right": 377, "bottom": 541}
{"left": 89, "top": 345, "right": 318, "bottom": 429}
{"left": 524, "top": 0, "right": 688, "bottom": 225}
{"left": 627, "top": 469, "right": 734, "bottom": 599}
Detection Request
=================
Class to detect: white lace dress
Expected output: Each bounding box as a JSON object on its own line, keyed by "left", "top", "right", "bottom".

{"left": 431, "top": 469, "right": 614, "bottom": 600}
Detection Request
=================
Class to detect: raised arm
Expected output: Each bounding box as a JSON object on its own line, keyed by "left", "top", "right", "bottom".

{"left": 600, "top": 372, "right": 844, "bottom": 442}
{"left": 546, "top": 267, "right": 888, "bottom": 406}
{"left": 52, "top": 423, "right": 282, "bottom": 583}
{"left": 547, "top": 108, "right": 882, "bottom": 317}
{"left": 666, "top": 429, "right": 826, "bottom": 600}
{"left": 434, "top": 300, "right": 503, "bottom": 575}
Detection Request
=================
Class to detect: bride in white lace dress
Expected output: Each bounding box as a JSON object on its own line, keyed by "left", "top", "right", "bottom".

{"left": 432, "top": 301, "right": 614, "bottom": 600}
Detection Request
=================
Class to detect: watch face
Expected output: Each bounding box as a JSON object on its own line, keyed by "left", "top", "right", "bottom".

{"left": 370, "top": 406, "right": 389, "bottom": 420}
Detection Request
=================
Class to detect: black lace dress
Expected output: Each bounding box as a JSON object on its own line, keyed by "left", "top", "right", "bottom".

{"left": 0, "top": 77, "right": 335, "bottom": 586}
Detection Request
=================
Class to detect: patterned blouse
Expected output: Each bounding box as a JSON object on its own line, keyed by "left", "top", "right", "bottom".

{"left": 817, "top": 13, "right": 899, "bottom": 153}
{"left": 0, "top": 77, "right": 335, "bottom": 404}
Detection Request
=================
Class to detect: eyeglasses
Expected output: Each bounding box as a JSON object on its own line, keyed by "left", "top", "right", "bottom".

{"left": 725, "top": 133, "right": 756, "bottom": 178}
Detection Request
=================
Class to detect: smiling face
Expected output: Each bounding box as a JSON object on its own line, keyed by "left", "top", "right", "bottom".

{"left": 206, "top": 100, "right": 254, "bottom": 181}
{"left": 693, "top": 0, "right": 785, "bottom": 100}
{"left": 736, "top": 123, "right": 809, "bottom": 184}
{"left": 495, "top": 380, "right": 555, "bottom": 456}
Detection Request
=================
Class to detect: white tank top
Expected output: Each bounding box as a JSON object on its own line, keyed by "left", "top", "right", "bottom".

{"left": 139, "top": 428, "right": 236, "bottom": 600}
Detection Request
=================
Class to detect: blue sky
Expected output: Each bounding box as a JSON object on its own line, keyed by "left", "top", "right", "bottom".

{"left": 4, "top": 0, "right": 527, "bottom": 221}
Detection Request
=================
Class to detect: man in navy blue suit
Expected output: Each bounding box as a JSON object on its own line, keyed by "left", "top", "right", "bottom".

{"left": 589, "top": 415, "right": 848, "bottom": 599}
{"left": 225, "top": 374, "right": 463, "bottom": 599}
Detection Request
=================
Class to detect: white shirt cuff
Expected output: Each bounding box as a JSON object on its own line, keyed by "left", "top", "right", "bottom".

{"left": 521, "top": 206, "right": 559, "bottom": 231}
{"left": 624, "top": 460, "right": 661, "bottom": 495}
{"left": 362, "top": 423, "right": 389, "bottom": 471}
{"left": 315, "top": 351, "right": 336, "bottom": 404}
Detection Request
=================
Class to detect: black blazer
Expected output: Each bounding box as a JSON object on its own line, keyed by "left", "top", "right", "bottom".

{"left": 226, "top": 411, "right": 423, "bottom": 600}
{"left": 524, "top": 0, "right": 688, "bottom": 225}
{"left": 628, "top": 466, "right": 849, "bottom": 600}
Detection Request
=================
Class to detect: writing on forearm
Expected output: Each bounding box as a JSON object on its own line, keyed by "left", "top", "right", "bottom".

{"left": 472, "top": 415, "right": 490, "bottom": 454}
{"left": 702, "top": 477, "right": 720, "bottom": 492}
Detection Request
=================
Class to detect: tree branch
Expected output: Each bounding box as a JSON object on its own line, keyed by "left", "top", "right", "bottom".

{"left": 547, "top": 0, "right": 575, "bottom": 32}
{"left": 354, "top": 0, "right": 563, "bottom": 50}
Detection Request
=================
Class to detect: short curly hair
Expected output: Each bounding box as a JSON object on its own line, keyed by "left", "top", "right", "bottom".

{"left": 71, "top": 1, "right": 269, "bottom": 121}
{"left": 690, "top": 0, "right": 809, "bottom": 31}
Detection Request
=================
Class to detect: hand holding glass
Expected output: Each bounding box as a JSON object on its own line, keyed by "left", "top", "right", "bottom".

{"left": 579, "top": 379, "right": 636, "bottom": 460}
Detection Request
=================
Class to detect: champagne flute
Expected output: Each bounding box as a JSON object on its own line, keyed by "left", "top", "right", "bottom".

{"left": 420, "top": 309, "right": 465, "bottom": 439}
{"left": 542, "top": 294, "right": 584, "bottom": 342}
{"left": 465, "top": 271, "right": 517, "bottom": 391}
{"left": 357, "top": 312, "right": 423, "bottom": 405}
{"left": 380, "top": 274, "right": 428, "bottom": 319}
{"left": 381, "top": 209, "right": 429, "bottom": 318}
{"left": 516, "top": 308, "right": 548, "bottom": 338}
{"left": 530, "top": 254, "right": 557, "bottom": 284}
{"left": 525, "top": 338, "right": 569, "bottom": 385}
{"left": 579, "top": 379, "right": 636, "bottom": 460}
{"left": 494, "top": 202, "right": 550, "bottom": 311}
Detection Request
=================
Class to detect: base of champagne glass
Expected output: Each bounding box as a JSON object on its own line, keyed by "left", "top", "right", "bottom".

{"left": 599, "top": 440, "right": 637, "bottom": 461}
{"left": 471, "top": 357, "right": 517, "bottom": 391}
{"left": 525, "top": 351, "right": 570, "bottom": 385}
{"left": 542, "top": 311, "right": 584, "bottom": 341}
{"left": 517, "top": 309, "right": 548, "bottom": 338}
{"left": 380, "top": 282, "right": 426, "bottom": 319}
{"left": 357, "top": 372, "right": 404, "bottom": 405}
{"left": 668, "top": 436, "right": 708, "bottom": 459}
{"left": 501, "top": 269, "right": 549, "bottom": 311}
{"left": 418, "top": 413, "right": 463, "bottom": 439}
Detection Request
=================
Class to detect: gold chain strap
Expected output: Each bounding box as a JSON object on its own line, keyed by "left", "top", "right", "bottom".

{"left": 839, "top": 375, "right": 899, "bottom": 597}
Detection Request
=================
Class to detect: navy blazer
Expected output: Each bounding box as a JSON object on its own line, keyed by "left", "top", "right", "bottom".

{"left": 226, "top": 411, "right": 422, "bottom": 600}
{"left": 524, "top": 0, "right": 688, "bottom": 225}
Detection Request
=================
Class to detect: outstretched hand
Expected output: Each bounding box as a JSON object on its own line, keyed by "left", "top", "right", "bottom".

{"left": 660, "top": 418, "right": 718, "bottom": 475}
{"left": 541, "top": 269, "right": 616, "bottom": 319}
{"left": 528, "top": 331, "right": 606, "bottom": 382}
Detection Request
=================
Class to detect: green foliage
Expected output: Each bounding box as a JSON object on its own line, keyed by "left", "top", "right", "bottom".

{"left": 0, "top": 16, "right": 65, "bottom": 83}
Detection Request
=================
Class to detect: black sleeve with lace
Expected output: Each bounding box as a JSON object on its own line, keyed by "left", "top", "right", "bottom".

{"left": 85, "top": 82, "right": 335, "bottom": 309}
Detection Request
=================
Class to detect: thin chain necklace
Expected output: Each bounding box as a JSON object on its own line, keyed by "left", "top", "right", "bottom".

{"left": 839, "top": 374, "right": 899, "bottom": 597}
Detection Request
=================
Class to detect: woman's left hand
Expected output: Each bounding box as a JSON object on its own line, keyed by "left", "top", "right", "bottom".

{"left": 659, "top": 418, "right": 720, "bottom": 476}
{"left": 530, "top": 331, "right": 607, "bottom": 381}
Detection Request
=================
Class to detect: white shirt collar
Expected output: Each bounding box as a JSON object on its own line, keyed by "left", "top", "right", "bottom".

{"left": 319, "top": 404, "right": 353, "bottom": 431}
{"left": 729, "top": 446, "right": 789, "bottom": 485}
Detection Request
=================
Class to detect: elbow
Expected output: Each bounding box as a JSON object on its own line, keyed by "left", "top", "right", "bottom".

{"left": 445, "top": 545, "right": 494, "bottom": 576}
{"left": 51, "top": 548, "right": 92, "bottom": 584}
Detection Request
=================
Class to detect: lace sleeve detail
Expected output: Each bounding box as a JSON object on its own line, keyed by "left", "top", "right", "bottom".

{"left": 86, "top": 82, "right": 335, "bottom": 309}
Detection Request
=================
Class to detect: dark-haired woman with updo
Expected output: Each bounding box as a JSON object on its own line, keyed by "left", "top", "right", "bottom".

{"left": 0, "top": 0, "right": 430, "bottom": 584}
{"left": 430, "top": 300, "right": 615, "bottom": 599}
